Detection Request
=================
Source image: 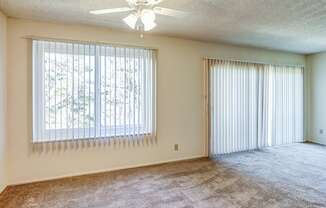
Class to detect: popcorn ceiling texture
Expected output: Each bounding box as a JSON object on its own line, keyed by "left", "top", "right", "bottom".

{"left": 0, "top": 143, "right": 325, "bottom": 208}
{"left": 1, "top": 0, "right": 326, "bottom": 53}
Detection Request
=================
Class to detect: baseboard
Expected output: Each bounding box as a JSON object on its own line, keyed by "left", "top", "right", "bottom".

{"left": 307, "top": 138, "right": 326, "bottom": 146}
{"left": 10, "top": 155, "right": 207, "bottom": 186}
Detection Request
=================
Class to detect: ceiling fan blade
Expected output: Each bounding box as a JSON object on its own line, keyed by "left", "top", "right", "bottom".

{"left": 90, "top": 7, "right": 134, "bottom": 15}
{"left": 153, "top": 7, "right": 186, "bottom": 17}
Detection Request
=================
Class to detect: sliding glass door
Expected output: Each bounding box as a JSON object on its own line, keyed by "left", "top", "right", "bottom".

{"left": 206, "top": 59, "right": 304, "bottom": 155}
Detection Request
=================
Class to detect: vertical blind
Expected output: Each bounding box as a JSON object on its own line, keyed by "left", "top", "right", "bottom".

{"left": 33, "top": 40, "right": 157, "bottom": 143}
{"left": 207, "top": 59, "right": 304, "bottom": 155}
{"left": 269, "top": 65, "right": 304, "bottom": 145}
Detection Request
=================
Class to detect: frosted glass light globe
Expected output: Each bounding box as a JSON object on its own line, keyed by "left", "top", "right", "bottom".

{"left": 141, "top": 9, "right": 156, "bottom": 25}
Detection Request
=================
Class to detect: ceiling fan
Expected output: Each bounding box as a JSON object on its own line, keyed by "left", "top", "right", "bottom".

{"left": 90, "top": 0, "right": 186, "bottom": 32}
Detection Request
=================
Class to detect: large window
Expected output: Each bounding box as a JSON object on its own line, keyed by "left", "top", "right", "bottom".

{"left": 33, "top": 40, "right": 156, "bottom": 143}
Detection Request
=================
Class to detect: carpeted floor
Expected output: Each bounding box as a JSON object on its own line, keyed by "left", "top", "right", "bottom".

{"left": 1, "top": 143, "right": 326, "bottom": 208}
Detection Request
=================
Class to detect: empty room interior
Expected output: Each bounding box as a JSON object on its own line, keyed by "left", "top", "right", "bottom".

{"left": 1, "top": 0, "right": 326, "bottom": 207}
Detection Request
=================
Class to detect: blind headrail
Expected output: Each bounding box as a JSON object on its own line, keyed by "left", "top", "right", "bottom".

{"left": 204, "top": 57, "right": 305, "bottom": 68}
{"left": 23, "top": 35, "right": 158, "bottom": 51}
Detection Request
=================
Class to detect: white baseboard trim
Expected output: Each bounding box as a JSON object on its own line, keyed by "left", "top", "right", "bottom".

{"left": 307, "top": 138, "right": 326, "bottom": 145}
{"left": 10, "top": 155, "right": 207, "bottom": 186}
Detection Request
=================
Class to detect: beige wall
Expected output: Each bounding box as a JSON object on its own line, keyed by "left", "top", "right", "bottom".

{"left": 306, "top": 53, "right": 326, "bottom": 145}
{"left": 7, "top": 18, "right": 305, "bottom": 185}
{"left": 0, "top": 11, "right": 7, "bottom": 192}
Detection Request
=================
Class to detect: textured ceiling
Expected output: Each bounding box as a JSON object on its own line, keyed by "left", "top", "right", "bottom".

{"left": 1, "top": 0, "right": 326, "bottom": 54}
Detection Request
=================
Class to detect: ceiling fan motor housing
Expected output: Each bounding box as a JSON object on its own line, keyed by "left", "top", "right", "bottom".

{"left": 129, "top": 0, "right": 162, "bottom": 7}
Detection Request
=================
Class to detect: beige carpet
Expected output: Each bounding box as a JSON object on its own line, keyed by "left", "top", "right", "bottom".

{"left": 0, "top": 143, "right": 325, "bottom": 208}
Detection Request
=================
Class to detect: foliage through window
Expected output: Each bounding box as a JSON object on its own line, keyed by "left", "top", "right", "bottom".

{"left": 33, "top": 40, "right": 156, "bottom": 143}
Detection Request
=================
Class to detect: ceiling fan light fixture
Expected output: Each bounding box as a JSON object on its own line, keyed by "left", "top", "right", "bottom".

{"left": 90, "top": 0, "right": 186, "bottom": 33}
{"left": 123, "top": 13, "right": 138, "bottom": 29}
